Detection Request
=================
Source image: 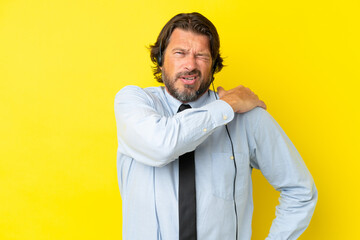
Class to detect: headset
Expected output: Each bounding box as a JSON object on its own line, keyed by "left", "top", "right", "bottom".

{"left": 157, "top": 38, "right": 239, "bottom": 240}
{"left": 157, "top": 40, "right": 163, "bottom": 67}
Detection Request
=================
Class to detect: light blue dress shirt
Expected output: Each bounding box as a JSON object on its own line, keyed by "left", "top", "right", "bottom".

{"left": 114, "top": 86, "right": 317, "bottom": 240}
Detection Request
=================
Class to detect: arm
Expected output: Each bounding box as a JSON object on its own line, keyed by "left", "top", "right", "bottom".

{"left": 114, "top": 86, "right": 234, "bottom": 167}
{"left": 249, "top": 109, "right": 317, "bottom": 239}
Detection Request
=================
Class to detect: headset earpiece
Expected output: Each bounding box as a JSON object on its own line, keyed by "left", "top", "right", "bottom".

{"left": 212, "top": 57, "right": 218, "bottom": 75}
{"left": 157, "top": 41, "right": 163, "bottom": 66}
{"left": 157, "top": 53, "right": 162, "bottom": 67}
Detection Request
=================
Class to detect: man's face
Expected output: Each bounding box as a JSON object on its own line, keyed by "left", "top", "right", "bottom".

{"left": 161, "top": 28, "right": 213, "bottom": 103}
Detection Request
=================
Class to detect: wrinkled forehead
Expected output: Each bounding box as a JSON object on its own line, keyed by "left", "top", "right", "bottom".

{"left": 166, "top": 28, "right": 211, "bottom": 53}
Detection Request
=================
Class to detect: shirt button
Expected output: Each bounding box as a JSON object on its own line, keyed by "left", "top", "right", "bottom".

{"left": 223, "top": 115, "right": 228, "bottom": 120}
{"left": 203, "top": 128, "right": 207, "bottom": 132}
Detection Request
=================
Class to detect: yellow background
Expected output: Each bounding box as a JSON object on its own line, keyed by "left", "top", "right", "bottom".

{"left": 1, "top": 0, "right": 359, "bottom": 239}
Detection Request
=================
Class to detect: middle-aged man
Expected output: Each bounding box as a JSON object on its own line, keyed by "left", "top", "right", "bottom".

{"left": 115, "top": 12, "right": 317, "bottom": 240}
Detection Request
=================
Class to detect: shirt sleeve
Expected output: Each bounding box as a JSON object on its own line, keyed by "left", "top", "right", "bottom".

{"left": 248, "top": 108, "right": 318, "bottom": 239}
{"left": 114, "top": 86, "right": 234, "bottom": 167}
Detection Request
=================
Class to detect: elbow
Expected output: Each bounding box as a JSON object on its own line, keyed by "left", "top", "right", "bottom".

{"left": 145, "top": 148, "right": 177, "bottom": 167}
{"left": 119, "top": 131, "right": 179, "bottom": 168}
{"left": 279, "top": 181, "right": 318, "bottom": 208}
{"left": 118, "top": 136, "right": 177, "bottom": 168}
{"left": 309, "top": 183, "right": 318, "bottom": 208}
{"left": 296, "top": 182, "right": 318, "bottom": 212}
{"left": 302, "top": 182, "right": 318, "bottom": 205}
{"left": 128, "top": 143, "right": 177, "bottom": 167}
{"left": 303, "top": 183, "right": 318, "bottom": 219}
{"left": 139, "top": 134, "right": 181, "bottom": 167}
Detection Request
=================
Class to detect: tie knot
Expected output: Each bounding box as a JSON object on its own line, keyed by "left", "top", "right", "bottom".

{"left": 178, "top": 104, "right": 191, "bottom": 113}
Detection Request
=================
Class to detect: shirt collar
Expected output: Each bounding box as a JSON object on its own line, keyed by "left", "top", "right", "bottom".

{"left": 162, "top": 86, "right": 212, "bottom": 113}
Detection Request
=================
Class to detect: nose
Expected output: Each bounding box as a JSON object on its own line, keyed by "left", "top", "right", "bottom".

{"left": 184, "top": 54, "right": 196, "bottom": 71}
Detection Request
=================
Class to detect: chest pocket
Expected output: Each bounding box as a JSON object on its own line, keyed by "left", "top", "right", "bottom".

{"left": 211, "top": 152, "right": 250, "bottom": 200}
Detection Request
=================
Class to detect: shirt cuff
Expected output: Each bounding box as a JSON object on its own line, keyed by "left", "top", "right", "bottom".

{"left": 200, "top": 100, "right": 234, "bottom": 126}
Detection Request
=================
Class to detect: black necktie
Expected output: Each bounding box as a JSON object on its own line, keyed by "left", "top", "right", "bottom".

{"left": 177, "top": 104, "right": 197, "bottom": 240}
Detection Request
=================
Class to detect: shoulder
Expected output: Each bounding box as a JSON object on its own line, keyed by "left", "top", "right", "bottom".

{"left": 240, "top": 107, "right": 273, "bottom": 124}
{"left": 115, "top": 86, "right": 165, "bottom": 103}
{"left": 236, "top": 107, "right": 281, "bottom": 135}
{"left": 115, "top": 85, "right": 163, "bottom": 97}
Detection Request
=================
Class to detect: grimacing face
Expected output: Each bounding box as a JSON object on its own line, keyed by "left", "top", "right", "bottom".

{"left": 161, "top": 28, "right": 213, "bottom": 103}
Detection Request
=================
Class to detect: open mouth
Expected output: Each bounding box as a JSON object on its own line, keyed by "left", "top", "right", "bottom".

{"left": 179, "top": 75, "right": 198, "bottom": 85}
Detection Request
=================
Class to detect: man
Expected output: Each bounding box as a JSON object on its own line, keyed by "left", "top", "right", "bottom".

{"left": 115, "top": 12, "right": 317, "bottom": 240}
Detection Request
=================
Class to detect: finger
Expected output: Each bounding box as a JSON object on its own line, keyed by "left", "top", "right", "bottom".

{"left": 258, "top": 100, "right": 267, "bottom": 110}
{"left": 217, "top": 86, "right": 225, "bottom": 97}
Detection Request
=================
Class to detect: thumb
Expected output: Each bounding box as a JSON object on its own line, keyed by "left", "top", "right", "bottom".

{"left": 217, "top": 86, "right": 226, "bottom": 98}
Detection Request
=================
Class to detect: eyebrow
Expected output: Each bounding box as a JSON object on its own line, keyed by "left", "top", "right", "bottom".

{"left": 171, "top": 48, "right": 211, "bottom": 56}
{"left": 171, "top": 48, "right": 187, "bottom": 52}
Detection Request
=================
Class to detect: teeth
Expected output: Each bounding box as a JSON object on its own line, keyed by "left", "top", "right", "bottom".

{"left": 184, "top": 77, "right": 195, "bottom": 80}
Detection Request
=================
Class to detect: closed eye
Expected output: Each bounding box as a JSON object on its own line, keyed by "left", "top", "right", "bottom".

{"left": 197, "top": 54, "right": 211, "bottom": 61}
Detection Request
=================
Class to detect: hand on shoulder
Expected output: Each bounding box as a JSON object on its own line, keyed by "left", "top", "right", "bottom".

{"left": 217, "top": 85, "right": 267, "bottom": 113}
